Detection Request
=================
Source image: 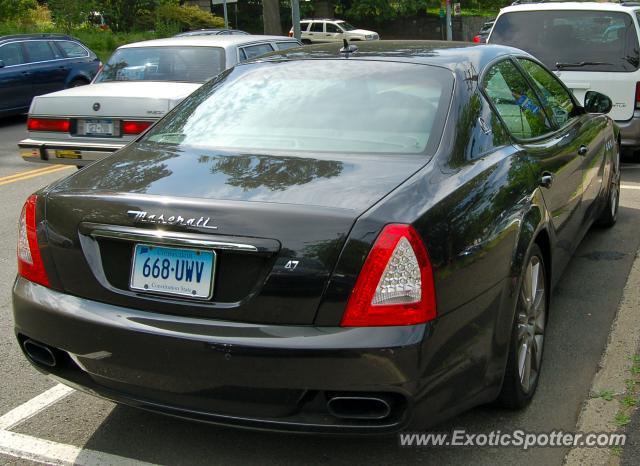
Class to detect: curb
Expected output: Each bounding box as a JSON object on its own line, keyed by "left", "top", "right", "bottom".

{"left": 564, "top": 248, "right": 640, "bottom": 466}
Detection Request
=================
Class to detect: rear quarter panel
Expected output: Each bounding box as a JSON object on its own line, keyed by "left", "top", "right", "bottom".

{"left": 315, "top": 71, "right": 547, "bottom": 417}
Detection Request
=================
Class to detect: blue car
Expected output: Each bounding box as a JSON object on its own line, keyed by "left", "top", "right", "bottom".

{"left": 0, "top": 34, "right": 100, "bottom": 117}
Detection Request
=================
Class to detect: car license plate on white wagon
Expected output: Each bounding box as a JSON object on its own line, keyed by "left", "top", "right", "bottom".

{"left": 81, "top": 119, "right": 114, "bottom": 136}
{"left": 130, "top": 244, "right": 215, "bottom": 299}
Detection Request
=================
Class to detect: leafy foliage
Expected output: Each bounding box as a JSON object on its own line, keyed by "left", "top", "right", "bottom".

{"left": 48, "top": 0, "right": 95, "bottom": 33}
{"left": 156, "top": 3, "right": 224, "bottom": 32}
{"left": 0, "top": 0, "right": 37, "bottom": 21}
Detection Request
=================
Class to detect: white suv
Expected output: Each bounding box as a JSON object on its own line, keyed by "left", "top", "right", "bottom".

{"left": 488, "top": 2, "right": 640, "bottom": 151}
{"left": 290, "top": 19, "right": 379, "bottom": 44}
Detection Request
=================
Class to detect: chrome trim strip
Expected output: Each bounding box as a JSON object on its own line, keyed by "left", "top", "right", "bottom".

{"left": 89, "top": 227, "right": 259, "bottom": 253}
{"left": 18, "top": 138, "right": 125, "bottom": 151}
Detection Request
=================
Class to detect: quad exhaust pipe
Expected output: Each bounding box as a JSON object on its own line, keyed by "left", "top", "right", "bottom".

{"left": 23, "top": 339, "right": 57, "bottom": 367}
{"left": 327, "top": 394, "right": 394, "bottom": 420}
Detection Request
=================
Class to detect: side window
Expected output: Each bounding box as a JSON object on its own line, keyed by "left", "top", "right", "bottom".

{"left": 0, "top": 42, "right": 26, "bottom": 66}
{"left": 240, "top": 43, "right": 275, "bottom": 61}
{"left": 56, "top": 41, "right": 88, "bottom": 58}
{"left": 483, "top": 59, "right": 553, "bottom": 139}
{"left": 24, "top": 41, "right": 57, "bottom": 63}
{"left": 326, "top": 23, "right": 342, "bottom": 33}
{"left": 300, "top": 22, "right": 310, "bottom": 32}
{"left": 47, "top": 41, "right": 64, "bottom": 59}
{"left": 275, "top": 41, "right": 300, "bottom": 51}
{"left": 518, "top": 58, "right": 575, "bottom": 127}
{"left": 310, "top": 22, "right": 324, "bottom": 33}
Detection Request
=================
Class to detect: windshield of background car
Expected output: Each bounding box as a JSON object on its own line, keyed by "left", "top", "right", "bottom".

{"left": 143, "top": 60, "right": 453, "bottom": 155}
{"left": 490, "top": 10, "right": 640, "bottom": 72}
{"left": 95, "top": 46, "right": 226, "bottom": 83}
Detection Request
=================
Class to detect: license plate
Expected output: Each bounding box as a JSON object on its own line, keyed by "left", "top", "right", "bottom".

{"left": 130, "top": 244, "right": 215, "bottom": 299}
{"left": 55, "top": 150, "right": 81, "bottom": 159}
{"left": 81, "top": 119, "right": 114, "bottom": 136}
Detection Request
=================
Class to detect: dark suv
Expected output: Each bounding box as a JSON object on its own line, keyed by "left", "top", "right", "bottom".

{"left": 0, "top": 34, "right": 100, "bottom": 117}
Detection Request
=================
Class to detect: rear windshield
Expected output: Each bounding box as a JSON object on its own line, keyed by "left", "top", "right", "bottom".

{"left": 490, "top": 10, "right": 640, "bottom": 72}
{"left": 95, "top": 46, "right": 225, "bottom": 83}
{"left": 143, "top": 60, "right": 453, "bottom": 155}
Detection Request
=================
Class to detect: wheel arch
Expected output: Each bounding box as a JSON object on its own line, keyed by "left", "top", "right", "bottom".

{"left": 66, "top": 72, "right": 92, "bottom": 87}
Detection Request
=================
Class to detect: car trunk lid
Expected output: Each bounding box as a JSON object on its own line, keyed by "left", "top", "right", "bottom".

{"left": 29, "top": 81, "right": 200, "bottom": 119}
{"left": 42, "top": 144, "right": 427, "bottom": 325}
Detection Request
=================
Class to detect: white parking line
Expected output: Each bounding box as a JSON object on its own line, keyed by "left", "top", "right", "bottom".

{"left": 0, "top": 383, "right": 158, "bottom": 465}
{"left": 621, "top": 184, "right": 640, "bottom": 190}
{"left": 0, "top": 430, "right": 156, "bottom": 466}
{"left": 0, "top": 384, "right": 73, "bottom": 430}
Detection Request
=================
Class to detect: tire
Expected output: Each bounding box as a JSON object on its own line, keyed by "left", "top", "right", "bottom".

{"left": 496, "top": 243, "right": 548, "bottom": 409}
{"left": 596, "top": 141, "right": 620, "bottom": 228}
{"left": 68, "top": 78, "right": 89, "bottom": 88}
{"left": 301, "top": 39, "right": 312, "bottom": 45}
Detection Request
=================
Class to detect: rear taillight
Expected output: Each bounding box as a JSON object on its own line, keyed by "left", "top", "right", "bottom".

{"left": 288, "top": 31, "right": 293, "bottom": 37}
{"left": 341, "top": 224, "right": 436, "bottom": 327}
{"left": 17, "top": 195, "right": 49, "bottom": 287}
{"left": 27, "top": 118, "right": 70, "bottom": 132}
{"left": 122, "top": 120, "right": 153, "bottom": 135}
{"left": 472, "top": 35, "right": 481, "bottom": 43}
{"left": 635, "top": 82, "right": 640, "bottom": 109}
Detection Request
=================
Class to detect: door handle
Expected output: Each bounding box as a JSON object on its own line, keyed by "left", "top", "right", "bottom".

{"left": 540, "top": 172, "right": 554, "bottom": 188}
{"left": 578, "top": 145, "right": 588, "bottom": 156}
{"left": 21, "top": 71, "right": 31, "bottom": 76}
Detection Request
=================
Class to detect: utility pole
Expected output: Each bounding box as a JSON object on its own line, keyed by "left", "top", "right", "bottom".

{"left": 291, "top": 0, "right": 301, "bottom": 40}
{"left": 223, "top": 0, "right": 229, "bottom": 28}
{"left": 446, "top": 0, "right": 452, "bottom": 41}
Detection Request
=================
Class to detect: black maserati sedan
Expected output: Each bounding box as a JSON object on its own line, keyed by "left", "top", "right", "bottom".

{"left": 13, "top": 41, "right": 620, "bottom": 434}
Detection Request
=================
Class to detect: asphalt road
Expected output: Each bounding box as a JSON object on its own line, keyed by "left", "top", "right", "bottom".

{"left": 0, "top": 115, "right": 639, "bottom": 466}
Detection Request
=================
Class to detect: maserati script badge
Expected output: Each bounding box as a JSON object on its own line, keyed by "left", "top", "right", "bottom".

{"left": 127, "top": 210, "right": 217, "bottom": 230}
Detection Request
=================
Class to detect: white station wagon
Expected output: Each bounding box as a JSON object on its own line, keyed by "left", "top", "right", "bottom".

{"left": 19, "top": 35, "right": 301, "bottom": 166}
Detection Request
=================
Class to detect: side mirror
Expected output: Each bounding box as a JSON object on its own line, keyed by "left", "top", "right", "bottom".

{"left": 0, "top": 60, "right": 5, "bottom": 69}
{"left": 584, "top": 91, "right": 613, "bottom": 114}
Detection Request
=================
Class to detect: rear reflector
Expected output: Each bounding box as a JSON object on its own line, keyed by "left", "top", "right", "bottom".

{"left": 636, "top": 82, "right": 640, "bottom": 109}
{"left": 122, "top": 120, "right": 153, "bottom": 135}
{"left": 27, "top": 118, "right": 70, "bottom": 132}
{"left": 341, "top": 224, "right": 436, "bottom": 327}
{"left": 17, "top": 194, "right": 49, "bottom": 287}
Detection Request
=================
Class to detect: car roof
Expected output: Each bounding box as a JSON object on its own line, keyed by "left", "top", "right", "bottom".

{"left": 118, "top": 34, "right": 297, "bottom": 49}
{"left": 500, "top": 1, "right": 640, "bottom": 14}
{"left": 302, "top": 19, "right": 346, "bottom": 22}
{"left": 0, "top": 34, "right": 75, "bottom": 44}
{"left": 175, "top": 29, "right": 248, "bottom": 36}
{"left": 258, "top": 40, "right": 527, "bottom": 71}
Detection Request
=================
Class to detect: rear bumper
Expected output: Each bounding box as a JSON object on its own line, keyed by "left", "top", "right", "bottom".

{"left": 12, "top": 277, "right": 426, "bottom": 434}
{"left": 18, "top": 138, "right": 123, "bottom": 166}
{"left": 616, "top": 111, "right": 640, "bottom": 148}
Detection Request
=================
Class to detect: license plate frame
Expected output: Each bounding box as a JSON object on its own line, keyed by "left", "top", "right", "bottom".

{"left": 129, "top": 244, "right": 216, "bottom": 300}
{"left": 79, "top": 119, "right": 117, "bottom": 137}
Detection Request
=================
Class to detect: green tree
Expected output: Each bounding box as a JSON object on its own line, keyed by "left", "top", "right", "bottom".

{"left": 0, "top": 0, "right": 37, "bottom": 21}
{"left": 48, "top": 0, "right": 95, "bottom": 32}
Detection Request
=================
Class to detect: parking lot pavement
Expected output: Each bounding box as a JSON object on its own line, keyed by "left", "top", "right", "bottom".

{"left": 1, "top": 115, "right": 640, "bottom": 465}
